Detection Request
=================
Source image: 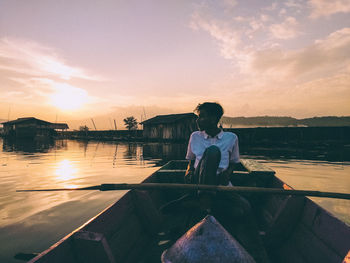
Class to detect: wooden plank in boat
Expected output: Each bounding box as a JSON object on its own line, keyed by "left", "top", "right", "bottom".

{"left": 300, "top": 199, "right": 350, "bottom": 259}
{"left": 160, "top": 160, "right": 187, "bottom": 170}
{"left": 256, "top": 177, "right": 298, "bottom": 231}
{"left": 156, "top": 169, "right": 186, "bottom": 173}
{"left": 131, "top": 190, "right": 162, "bottom": 236}
{"left": 107, "top": 212, "right": 149, "bottom": 262}
{"left": 161, "top": 159, "right": 275, "bottom": 175}
{"left": 91, "top": 190, "right": 159, "bottom": 262}
{"left": 142, "top": 175, "right": 166, "bottom": 209}
{"left": 285, "top": 222, "right": 343, "bottom": 263}
{"left": 240, "top": 159, "right": 275, "bottom": 175}
{"left": 271, "top": 233, "right": 308, "bottom": 263}
{"left": 82, "top": 193, "right": 135, "bottom": 239}
{"left": 263, "top": 195, "right": 304, "bottom": 250}
{"left": 122, "top": 234, "right": 155, "bottom": 262}
{"left": 154, "top": 171, "right": 185, "bottom": 184}
{"left": 73, "top": 231, "right": 116, "bottom": 263}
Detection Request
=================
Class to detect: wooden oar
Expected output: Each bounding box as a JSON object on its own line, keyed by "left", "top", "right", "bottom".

{"left": 16, "top": 183, "right": 350, "bottom": 200}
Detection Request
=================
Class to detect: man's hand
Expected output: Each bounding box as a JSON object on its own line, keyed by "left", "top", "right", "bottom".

{"left": 184, "top": 169, "right": 194, "bottom": 184}
{"left": 219, "top": 162, "right": 235, "bottom": 185}
{"left": 219, "top": 170, "right": 230, "bottom": 185}
{"left": 185, "top": 160, "right": 195, "bottom": 184}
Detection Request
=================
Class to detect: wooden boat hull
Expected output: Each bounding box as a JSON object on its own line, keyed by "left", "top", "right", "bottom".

{"left": 28, "top": 160, "right": 350, "bottom": 263}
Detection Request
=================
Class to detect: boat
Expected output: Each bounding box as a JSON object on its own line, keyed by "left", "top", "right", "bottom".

{"left": 27, "top": 159, "right": 350, "bottom": 263}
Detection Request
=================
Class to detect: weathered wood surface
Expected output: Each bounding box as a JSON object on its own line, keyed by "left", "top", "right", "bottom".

{"left": 73, "top": 231, "right": 116, "bottom": 263}
{"left": 240, "top": 159, "right": 275, "bottom": 175}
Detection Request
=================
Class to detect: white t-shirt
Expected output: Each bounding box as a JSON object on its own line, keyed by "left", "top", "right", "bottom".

{"left": 185, "top": 130, "right": 240, "bottom": 173}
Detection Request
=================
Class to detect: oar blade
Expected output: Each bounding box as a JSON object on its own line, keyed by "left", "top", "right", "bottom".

{"left": 16, "top": 185, "right": 102, "bottom": 192}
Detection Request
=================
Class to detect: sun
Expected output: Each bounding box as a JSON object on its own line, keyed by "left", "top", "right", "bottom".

{"left": 49, "top": 83, "right": 88, "bottom": 111}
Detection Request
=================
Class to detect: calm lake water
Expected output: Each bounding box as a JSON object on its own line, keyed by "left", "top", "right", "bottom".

{"left": 0, "top": 138, "right": 349, "bottom": 262}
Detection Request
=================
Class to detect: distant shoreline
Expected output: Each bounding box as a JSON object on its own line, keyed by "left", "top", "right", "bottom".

{"left": 2, "top": 126, "right": 349, "bottom": 145}
{"left": 55, "top": 126, "right": 350, "bottom": 144}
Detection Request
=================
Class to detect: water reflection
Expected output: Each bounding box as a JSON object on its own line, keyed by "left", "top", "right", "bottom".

{"left": 240, "top": 144, "right": 350, "bottom": 162}
{"left": 142, "top": 143, "right": 187, "bottom": 165}
{"left": 77, "top": 140, "right": 88, "bottom": 157}
{"left": 55, "top": 159, "right": 78, "bottom": 181}
{"left": 0, "top": 138, "right": 349, "bottom": 263}
{"left": 1, "top": 137, "right": 348, "bottom": 163}
{"left": 124, "top": 143, "right": 137, "bottom": 159}
{"left": 113, "top": 144, "right": 118, "bottom": 167}
{"left": 142, "top": 142, "right": 350, "bottom": 163}
{"left": 2, "top": 138, "right": 67, "bottom": 154}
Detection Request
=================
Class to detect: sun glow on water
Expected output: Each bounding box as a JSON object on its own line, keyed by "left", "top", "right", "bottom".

{"left": 55, "top": 159, "right": 78, "bottom": 181}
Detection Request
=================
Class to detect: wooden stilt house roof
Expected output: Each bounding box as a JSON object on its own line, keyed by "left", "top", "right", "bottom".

{"left": 1, "top": 117, "right": 69, "bottom": 129}
{"left": 141, "top": 113, "right": 196, "bottom": 125}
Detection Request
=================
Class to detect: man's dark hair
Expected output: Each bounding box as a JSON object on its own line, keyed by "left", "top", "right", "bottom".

{"left": 195, "top": 102, "right": 224, "bottom": 121}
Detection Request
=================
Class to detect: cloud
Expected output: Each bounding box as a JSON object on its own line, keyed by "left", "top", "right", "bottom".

{"left": 0, "top": 37, "right": 109, "bottom": 114}
{"left": 190, "top": 2, "right": 350, "bottom": 82}
{"left": 0, "top": 38, "right": 101, "bottom": 80}
{"left": 190, "top": 12, "right": 242, "bottom": 60}
{"left": 222, "top": 0, "right": 238, "bottom": 9}
{"left": 263, "top": 2, "right": 278, "bottom": 11}
{"left": 269, "top": 16, "right": 300, "bottom": 39}
{"left": 309, "top": 0, "right": 350, "bottom": 18}
{"left": 250, "top": 27, "right": 350, "bottom": 80}
{"left": 189, "top": 3, "right": 305, "bottom": 72}
{"left": 220, "top": 72, "right": 350, "bottom": 117}
{"left": 260, "top": 14, "right": 270, "bottom": 22}
{"left": 288, "top": 73, "right": 350, "bottom": 115}
{"left": 8, "top": 77, "right": 102, "bottom": 111}
{"left": 285, "top": 0, "right": 304, "bottom": 10}
{"left": 279, "top": 8, "right": 287, "bottom": 16}
{"left": 189, "top": 2, "right": 350, "bottom": 117}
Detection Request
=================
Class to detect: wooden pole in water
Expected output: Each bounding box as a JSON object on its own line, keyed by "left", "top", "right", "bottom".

{"left": 91, "top": 118, "right": 97, "bottom": 130}
{"left": 7, "top": 104, "right": 11, "bottom": 121}
{"left": 16, "top": 183, "right": 350, "bottom": 200}
{"left": 143, "top": 107, "right": 147, "bottom": 120}
{"left": 114, "top": 119, "right": 117, "bottom": 130}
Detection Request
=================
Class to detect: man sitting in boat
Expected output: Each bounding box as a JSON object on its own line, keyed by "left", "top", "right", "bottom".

{"left": 185, "top": 102, "right": 239, "bottom": 196}
{"left": 162, "top": 102, "right": 270, "bottom": 262}
{"left": 161, "top": 102, "right": 239, "bottom": 210}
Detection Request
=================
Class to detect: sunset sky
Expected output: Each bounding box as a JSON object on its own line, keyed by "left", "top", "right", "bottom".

{"left": 1, "top": 0, "right": 349, "bottom": 129}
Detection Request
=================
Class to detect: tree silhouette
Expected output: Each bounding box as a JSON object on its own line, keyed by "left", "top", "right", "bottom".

{"left": 123, "top": 116, "right": 138, "bottom": 130}
{"left": 79, "top": 125, "right": 89, "bottom": 132}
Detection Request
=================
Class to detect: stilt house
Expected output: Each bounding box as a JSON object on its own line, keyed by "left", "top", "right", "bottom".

{"left": 141, "top": 113, "right": 197, "bottom": 140}
{"left": 2, "top": 117, "right": 69, "bottom": 138}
